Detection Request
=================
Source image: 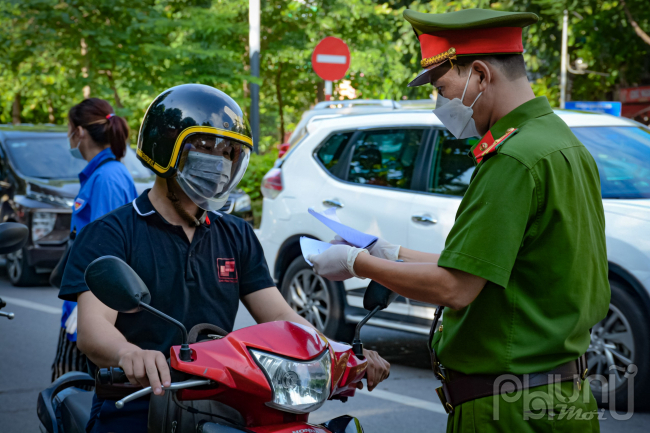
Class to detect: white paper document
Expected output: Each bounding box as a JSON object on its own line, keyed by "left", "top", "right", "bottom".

{"left": 307, "top": 207, "right": 378, "bottom": 248}
{"left": 300, "top": 237, "right": 333, "bottom": 266}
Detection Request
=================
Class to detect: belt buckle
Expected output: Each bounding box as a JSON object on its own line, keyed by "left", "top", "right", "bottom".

{"left": 436, "top": 386, "right": 454, "bottom": 414}
{"left": 433, "top": 361, "right": 447, "bottom": 382}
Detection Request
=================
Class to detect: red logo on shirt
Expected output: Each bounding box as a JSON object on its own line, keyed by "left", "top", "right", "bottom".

{"left": 217, "top": 258, "right": 238, "bottom": 283}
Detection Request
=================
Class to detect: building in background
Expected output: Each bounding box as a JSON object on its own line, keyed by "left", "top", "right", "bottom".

{"left": 620, "top": 85, "right": 650, "bottom": 124}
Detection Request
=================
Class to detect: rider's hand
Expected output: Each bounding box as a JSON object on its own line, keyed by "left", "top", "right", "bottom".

{"left": 309, "top": 245, "right": 368, "bottom": 281}
{"left": 117, "top": 347, "right": 171, "bottom": 395}
{"left": 331, "top": 236, "right": 400, "bottom": 262}
{"left": 359, "top": 348, "right": 390, "bottom": 392}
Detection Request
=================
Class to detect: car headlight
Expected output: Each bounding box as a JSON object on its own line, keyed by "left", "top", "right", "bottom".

{"left": 32, "top": 212, "right": 57, "bottom": 242}
{"left": 233, "top": 194, "right": 251, "bottom": 212}
{"left": 250, "top": 348, "right": 332, "bottom": 414}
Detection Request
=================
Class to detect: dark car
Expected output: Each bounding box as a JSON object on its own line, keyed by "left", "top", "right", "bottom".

{"left": 0, "top": 124, "right": 253, "bottom": 286}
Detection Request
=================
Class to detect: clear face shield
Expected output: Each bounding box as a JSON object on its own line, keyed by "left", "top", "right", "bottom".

{"left": 176, "top": 133, "right": 251, "bottom": 211}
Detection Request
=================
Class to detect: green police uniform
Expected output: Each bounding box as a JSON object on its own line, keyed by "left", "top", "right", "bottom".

{"left": 404, "top": 9, "right": 610, "bottom": 432}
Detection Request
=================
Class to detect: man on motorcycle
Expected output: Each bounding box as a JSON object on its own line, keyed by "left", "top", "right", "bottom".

{"left": 58, "top": 84, "right": 390, "bottom": 433}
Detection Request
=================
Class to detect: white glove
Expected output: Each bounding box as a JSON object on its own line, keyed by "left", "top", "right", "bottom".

{"left": 309, "top": 244, "right": 368, "bottom": 281}
{"left": 331, "top": 236, "right": 400, "bottom": 261}
{"left": 65, "top": 305, "right": 78, "bottom": 335}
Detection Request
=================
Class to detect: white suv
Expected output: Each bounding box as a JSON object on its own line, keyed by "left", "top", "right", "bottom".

{"left": 257, "top": 108, "right": 650, "bottom": 408}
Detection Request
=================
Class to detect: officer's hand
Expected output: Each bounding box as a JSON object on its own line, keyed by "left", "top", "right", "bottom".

{"left": 118, "top": 348, "right": 171, "bottom": 395}
{"left": 359, "top": 349, "right": 390, "bottom": 391}
{"left": 331, "top": 236, "right": 400, "bottom": 262}
{"left": 309, "top": 245, "right": 368, "bottom": 281}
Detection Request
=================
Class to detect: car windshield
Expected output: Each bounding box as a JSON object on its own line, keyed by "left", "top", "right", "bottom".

{"left": 5, "top": 137, "right": 87, "bottom": 179}
{"left": 5, "top": 136, "right": 155, "bottom": 181}
{"left": 572, "top": 126, "right": 650, "bottom": 199}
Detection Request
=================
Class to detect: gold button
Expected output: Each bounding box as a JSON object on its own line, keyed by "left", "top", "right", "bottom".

{"left": 507, "top": 128, "right": 515, "bottom": 133}
{"left": 480, "top": 143, "right": 488, "bottom": 150}
{"left": 438, "top": 325, "right": 444, "bottom": 332}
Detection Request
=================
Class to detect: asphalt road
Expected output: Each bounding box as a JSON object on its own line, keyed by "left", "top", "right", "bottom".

{"left": 1, "top": 277, "right": 647, "bottom": 432}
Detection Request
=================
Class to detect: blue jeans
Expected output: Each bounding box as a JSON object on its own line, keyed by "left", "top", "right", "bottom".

{"left": 86, "top": 394, "right": 149, "bottom": 433}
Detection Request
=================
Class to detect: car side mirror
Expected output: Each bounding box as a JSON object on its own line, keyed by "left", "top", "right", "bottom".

{"left": 0, "top": 222, "right": 28, "bottom": 255}
{"left": 84, "top": 256, "right": 192, "bottom": 362}
{"left": 363, "top": 281, "right": 398, "bottom": 311}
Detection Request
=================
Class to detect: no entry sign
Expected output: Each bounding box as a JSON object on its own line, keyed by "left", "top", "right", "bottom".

{"left": 312, "top": 37, "right": 350, "bottom": 81}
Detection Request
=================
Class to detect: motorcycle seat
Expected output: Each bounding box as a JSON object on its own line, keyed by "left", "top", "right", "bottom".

{"left": 58, "top": 389, "right": 93, "bottom": 433}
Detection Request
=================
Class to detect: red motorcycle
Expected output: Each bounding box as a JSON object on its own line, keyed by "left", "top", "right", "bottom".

{"left": 38, "top": 256, "right": 397, "bottom": 433}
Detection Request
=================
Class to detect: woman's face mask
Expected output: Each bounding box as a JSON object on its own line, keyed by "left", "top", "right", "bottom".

{"left": 433, "top": 68, "right": 483, "bottom": 139}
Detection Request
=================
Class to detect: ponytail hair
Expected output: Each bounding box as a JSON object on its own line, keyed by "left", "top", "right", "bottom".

{"left": 67, "top": 98, "right": 129, "bottom": 161}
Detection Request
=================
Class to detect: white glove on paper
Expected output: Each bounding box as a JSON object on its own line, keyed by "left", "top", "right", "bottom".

{"left": 309, "top": 244, "right": 368, "bottom": 281}
{"left": 331, "top": 236, "right": 400, "bottom": 261}
{"left": 65, "top": 305, "right": 78, "bottom": 335}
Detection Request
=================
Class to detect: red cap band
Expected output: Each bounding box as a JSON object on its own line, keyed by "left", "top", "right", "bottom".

{"left": 419, "top": 27, "right": 523, "bottom": 62}
{"left": 106, "top": 113, "right": 115, "bottom": 119}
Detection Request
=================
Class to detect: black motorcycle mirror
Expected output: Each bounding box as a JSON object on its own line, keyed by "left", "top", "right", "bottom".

{"left": 0, "top": 222, "right": 29, "bottom": 255}
{"left": 352, "top": 280, "right": 399, "bottom": 358}
{"left": 84, "top": 256, "right": 192, "bottom": 362}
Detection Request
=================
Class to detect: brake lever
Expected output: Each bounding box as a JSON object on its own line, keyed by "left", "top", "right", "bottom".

{"left": 115, "top": 379, "right": 212, "bottom": 409}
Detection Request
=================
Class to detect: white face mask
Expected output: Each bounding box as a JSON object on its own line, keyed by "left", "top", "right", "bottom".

{"left": 433, "top": 68, "right": 483, "bottom": 139}
{"left": 69, "top": 141, "right": 84, "bottom": 160}
{"left": 178, "top": 151, "right": 232, "bottom": 199}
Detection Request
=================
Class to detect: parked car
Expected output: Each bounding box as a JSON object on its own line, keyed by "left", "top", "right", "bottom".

{"left": 0, "top": 124, "right": 253, "bottom": 286}
{"left": 277, "top": 99, "right": 410, "bottom": 158}
{"left": 257, "top": 108, "right": 650, "bottom": 409}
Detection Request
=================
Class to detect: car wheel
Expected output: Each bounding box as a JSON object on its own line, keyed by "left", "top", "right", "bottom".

{"left": 280, "top": 256, "right": 355, "bottom": 342}
{"left": 587, "top": 280, "right": 650, "bottom": 410}
{"left": 6, "top": 247, "right": 43, "bottom": 287}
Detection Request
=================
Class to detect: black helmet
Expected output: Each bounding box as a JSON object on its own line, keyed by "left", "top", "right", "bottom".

{"left": 137, "top": 84, "right": 253, "bottom": 211}
{"left": 136, "top": 84, "right": 252, "bottom": 178}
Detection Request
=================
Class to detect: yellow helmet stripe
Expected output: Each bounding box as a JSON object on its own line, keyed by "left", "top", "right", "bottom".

{"left": 137, "top": 126, "right": 253, "bottom": 174}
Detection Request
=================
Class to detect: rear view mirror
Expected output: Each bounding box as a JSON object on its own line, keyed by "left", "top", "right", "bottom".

{"left": 0, "top": 223, "right": 28, "bottom": 255}
{"left": 363, "top": 281, "right": 398, "bottom": 311}
{"left": 84, "top": 256, "right": 192, "bottom": 362}
{"left": 351, "top": 281, "right": 399, "bottom": 358}
{"left": 84, "top": 256, "right": 151, "bottom": 313}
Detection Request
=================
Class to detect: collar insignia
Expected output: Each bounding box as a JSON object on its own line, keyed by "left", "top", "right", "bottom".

{"left": 473, "top": 127, "right": 518, "bottom": 164}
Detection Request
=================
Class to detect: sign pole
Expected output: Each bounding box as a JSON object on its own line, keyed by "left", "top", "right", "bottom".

{"left": 325, "top": 81, "right": 332, "bottom": 101}
{"left": 249, "top": 0, "right": 260, "bottom": 153}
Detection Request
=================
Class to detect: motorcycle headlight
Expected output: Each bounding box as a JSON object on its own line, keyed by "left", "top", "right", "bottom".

{"left": 250, "top": 348, "right": 332, "bottom": 414}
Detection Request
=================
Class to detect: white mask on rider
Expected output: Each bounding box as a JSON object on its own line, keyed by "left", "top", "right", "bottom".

{"left": 433, "top": 67, "right": 483, "bottom": 139}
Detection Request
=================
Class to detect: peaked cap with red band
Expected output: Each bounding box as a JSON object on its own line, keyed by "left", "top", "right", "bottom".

{"left": 404, "top": 8, "right": 538, "bottom": 87}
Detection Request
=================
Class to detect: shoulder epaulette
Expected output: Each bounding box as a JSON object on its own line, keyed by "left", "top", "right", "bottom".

{"left": 473, "top": 127, "right": 519, "bottom": 164}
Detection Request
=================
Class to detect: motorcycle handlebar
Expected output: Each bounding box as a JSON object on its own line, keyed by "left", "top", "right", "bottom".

{"left": 97, "top": 367, "right": 128, "bottom": 385}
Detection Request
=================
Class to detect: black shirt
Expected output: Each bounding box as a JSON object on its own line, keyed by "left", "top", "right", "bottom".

{"left": 59, "top": 190, "right": 274, "bottom": 356}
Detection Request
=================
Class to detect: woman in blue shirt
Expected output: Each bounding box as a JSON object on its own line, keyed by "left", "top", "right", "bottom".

{"left": 52, "top": 98, "right": 138, "bottom": 381}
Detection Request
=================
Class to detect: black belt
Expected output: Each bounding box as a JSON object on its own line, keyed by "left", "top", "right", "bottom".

{"left": 426, "top": 306, "right": 589, "bottom": 414}
{"left": 433, "top": 354, "right": 589, "bottom": 414}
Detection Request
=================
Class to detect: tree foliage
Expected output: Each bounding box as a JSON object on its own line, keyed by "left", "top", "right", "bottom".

{"left": 1, "top": 0, "right": 648, "bottom": 152}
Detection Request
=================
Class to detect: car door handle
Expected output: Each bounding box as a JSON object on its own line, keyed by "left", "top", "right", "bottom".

{"left": 323, "top": 199, "right": 344, "bottom": 208}
{"left": 412, "top": 215, "right": 437, "bottom": 224}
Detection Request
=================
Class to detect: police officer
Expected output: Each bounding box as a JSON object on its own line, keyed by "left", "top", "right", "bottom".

{"left": 309, "top": 9, "right": 609, "bottom": 432}
{"left": 58, "top": 84, "right": 390, "bottom": 433}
